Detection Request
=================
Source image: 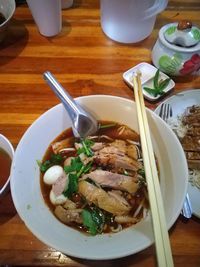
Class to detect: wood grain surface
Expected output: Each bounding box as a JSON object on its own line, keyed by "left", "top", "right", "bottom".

{"left": 0, "top": 0, "right": 200, "bottom": 266}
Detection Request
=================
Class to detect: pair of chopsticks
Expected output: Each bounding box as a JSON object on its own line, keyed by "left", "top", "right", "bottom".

{"left": 132, "top": 72, "right": 174, "bottom": 267}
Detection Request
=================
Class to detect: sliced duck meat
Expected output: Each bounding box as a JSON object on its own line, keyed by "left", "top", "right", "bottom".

{"left": 91, "top": 142, "right": 104, "bottom": 151}
{"left": 63, "top": 199, "right": 77, "bottom": 210}
{"left": 110, "top": 140, "right": 126, "bottom": 153}
{"left": 93, "top": 139, "right": 141, "bottom": 171}
{"left": 114, "top": 155, "right": 141, "bottom": 171}
{"left": 52, "top": 173, "right": 68, "bottom": 196}
{"left": 98, "top": 146, "right": 124, "bottom": 156}
{"left": 54, "top": 206, "right": 83, "bottom": 224}
{"left": 126, "top": 144, "right": 138, "bottom": 159}
{"left": 94, "top": 151, "right": 141, "bottom": 171}
{"left": 110, "top": 140, "right": 138, "bottom": 159}
{"left": 116, "top": 126, "right": 140, "bottom": 141}
{"left": 82, "top": 169, "right": 139, "bottom": 194}
{"left": 51, "top": 137, "right": 74, "bottom": 154}
{"left": 78, "top": 181, "right": 131, "bottom": 215}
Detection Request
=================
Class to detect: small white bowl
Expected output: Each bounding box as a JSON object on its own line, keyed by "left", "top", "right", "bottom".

{"left": 0, "top": 134, "right": 14, "bottom": 198}
{"left": 123, "top": 62, "right": 175, "bottom": 102}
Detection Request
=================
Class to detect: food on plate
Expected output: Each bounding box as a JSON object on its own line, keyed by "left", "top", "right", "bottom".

{"left": 39, "top": 121, "right": 149, "bottom": 235}
{"left": 168, "top": 105, "right": 200, "bottom": 189}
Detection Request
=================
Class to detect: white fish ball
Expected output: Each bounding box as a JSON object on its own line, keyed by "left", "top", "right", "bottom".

{"left": 49, "top": 190, "right": 67, "bottom": 205}
{"left": 43, "top": 165, "right": 64, "bottom": 185}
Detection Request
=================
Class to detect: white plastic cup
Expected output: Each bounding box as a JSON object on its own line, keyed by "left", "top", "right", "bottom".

{"left": 26, "top": 0, "right": 62, "bottom": 37}
{"left": 100, "top": 0, "right": 168, "bottom": 43}
{"left": 61, "top": 0, "right": 73, "bottom": 9}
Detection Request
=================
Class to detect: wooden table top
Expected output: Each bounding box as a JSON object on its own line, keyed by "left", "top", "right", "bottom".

{"left": 0, "top": 0, "right": 200, "bottom": 266}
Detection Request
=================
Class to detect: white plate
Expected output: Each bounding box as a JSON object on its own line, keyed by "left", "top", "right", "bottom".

{"left": 154, "top": 89, "right": 200, "bottom": 218}
{"left": 10, "top": 95, "right": 188, "bottom": 259}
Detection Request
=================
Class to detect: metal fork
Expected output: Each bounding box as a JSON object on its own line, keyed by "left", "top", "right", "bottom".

{"left": 159, "top": 103, "right": 193, "bottom": 219}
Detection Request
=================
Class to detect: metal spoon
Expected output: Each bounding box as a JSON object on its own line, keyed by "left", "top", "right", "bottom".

{"left": 181, "top": 193, "right": 193, "bottom": 219}
{"left": 43, "top": 71, "right": 98, "bottom": 138}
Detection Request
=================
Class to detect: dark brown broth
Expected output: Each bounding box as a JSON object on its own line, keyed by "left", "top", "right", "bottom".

{"left": 0, "top": 148, "right": 11, "bottom": 189}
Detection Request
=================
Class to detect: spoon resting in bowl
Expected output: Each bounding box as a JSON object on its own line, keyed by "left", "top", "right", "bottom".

{"left": 43, "top": 71, "right": 98, "bottom": 138}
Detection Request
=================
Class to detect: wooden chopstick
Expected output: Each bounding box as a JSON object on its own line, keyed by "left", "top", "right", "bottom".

{"left": 132, "top": 72, "right": 174, "bottom": 267}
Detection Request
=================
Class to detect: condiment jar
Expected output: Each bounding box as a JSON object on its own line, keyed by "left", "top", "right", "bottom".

{"left": 151, "top": 20, "right": 200, "bottom": 76}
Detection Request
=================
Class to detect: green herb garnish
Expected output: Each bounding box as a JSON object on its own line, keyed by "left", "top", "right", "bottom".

{"left": 64, "top": 157, "right": 83, "bottom": 173}
{"left": 82, "top": 207, "right": 105, "bottom": 235}
{"left": 63, "top": 156, "right": 93, "bottom": 197}
{"left": 38, "top": 153, "right": 63, "bottom": 173}
{"left": 99, "top": 123, "right": 116, "bottom": 129}
{"left": 63, "top": 173, "right": 78, "bottom": 198}
{"left": 138, "top": 168, "right": 145, "bottom": 178}
{"left": 77, "top": 161, "right": 93, "bottom": 177}
{"left": 143, "top": 70, "right": 171, "bottom": 97}
{"left": 138, "top": 168, "right": 146, "bottom": 186}
{"left": 77, "top": 139, "right": 94, "bottom": 157}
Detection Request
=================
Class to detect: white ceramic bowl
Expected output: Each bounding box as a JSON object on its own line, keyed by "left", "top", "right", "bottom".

{"left": 0, "top": 134, "right": 14, "bottom": 198}
{"left": 10, "top": 95, "right": 188, "bottom": 260}
{"left": 0, "top": 0, "right": 16, "bottom": 42}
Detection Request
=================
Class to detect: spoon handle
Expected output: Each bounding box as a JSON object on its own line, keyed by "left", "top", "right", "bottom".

{"left": 181, "top": 193, "right": 193, "bottom": 219}
{"left": 43, "top": 71, "right": 83, "bottom": 122}
{"left": 43, "top": 71, "right": 98, "bottom": 138}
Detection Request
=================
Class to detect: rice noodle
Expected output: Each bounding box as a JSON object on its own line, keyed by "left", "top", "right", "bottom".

{"left": 117, "top": 126, "right": 125, "bottom": 135}
{"left": 110, "top": 224, "right": 122, "bottom": 233}
{"left": 127, "top": 139, "right": 141, "bottom": 146}
{"left": 87, "top": 136, "right": 99, "bottom": 140}
{"left": 100, "top": 135, "right": 113, "bottom": 141}
{"left": 143, "top": 208, "right": 149, "bottom": 218}
{"left": 59, "top": 148, "right": 75, "bottom": 153}
{"left": 133, "top": 198, "right": 145, "bottom": 217}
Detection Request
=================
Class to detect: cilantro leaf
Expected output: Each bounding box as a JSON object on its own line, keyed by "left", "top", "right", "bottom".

{"left": 82, "top": 209, "right": 98, "bottom": 235}
{"left": 64, "top": 157, "right": 83, "bottom": 173}
{"left": 63, "top": 173, "right": 78, "bottom": 197}
{"left": 91, "top": 207, "right": 105, "bottom": 233}
{"left": 82, "top": 207, "right": 105, "bottom": 235}
{"left": 38, "top": 153, "right": 64, "bottom": 173}
{"left": 77, "top": 161, "right": 93, "bottom": 177}
{"left": 80, "top": 139, "right": 94, "bottom": 157}
{"left": 50, "top": 154, "right": 63, "bottom": 164}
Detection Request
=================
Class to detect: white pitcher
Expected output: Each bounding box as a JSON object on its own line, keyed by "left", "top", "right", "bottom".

{"left": 100, "top": 0, "right": 168, "bottom": 43}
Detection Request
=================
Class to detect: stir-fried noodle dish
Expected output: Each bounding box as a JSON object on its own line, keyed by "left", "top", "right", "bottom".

{"left": 168, "top": 105, "right": 200, "bottom": 189}
{"left": 39, "top": 121, "right": 149, "bottom": 235}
